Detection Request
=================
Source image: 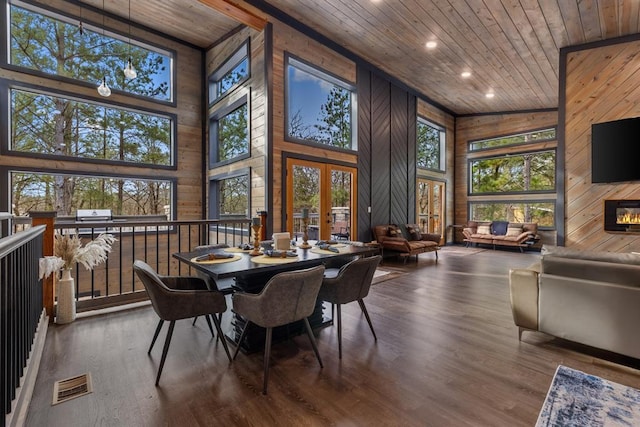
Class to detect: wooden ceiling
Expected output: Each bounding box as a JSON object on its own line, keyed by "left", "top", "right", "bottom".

{"left": 81, "top": 0, "right": 640, "bottom": 115}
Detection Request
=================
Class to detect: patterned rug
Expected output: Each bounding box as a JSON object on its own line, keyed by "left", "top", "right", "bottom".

{"left": 536, "top": 365, "right": 640, "bottom": 426}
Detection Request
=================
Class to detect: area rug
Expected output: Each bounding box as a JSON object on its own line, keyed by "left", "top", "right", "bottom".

{"left": 437, "top": 246, "right": 488, "bottom": 256}
{"left": 536, "top": 365, "right": 640, "bottom": 426}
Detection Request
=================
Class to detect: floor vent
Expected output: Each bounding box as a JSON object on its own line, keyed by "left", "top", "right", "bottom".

{"left": 52, "top": 373, "right": 93, "bottom": 405}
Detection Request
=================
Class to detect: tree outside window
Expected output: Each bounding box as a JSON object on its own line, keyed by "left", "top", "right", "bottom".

{"left": 470, "top": 150, "right": 555, "bottom": 194}
{"left": 417, "top": 119, "right": 444, "bottom": 171}
{"left": 218, "top": 175, "right": 249, "bottom": 217}
{"left": 11, "top": 89, "right": 172, "bottom": 165}
{"left": 11, "top": 172, "right": 172, "bottom": 217}
{"left": 286, "top": 57, "right": 355, "bottom": 150}
{"left": 214, "top": 103, "right": 249, "bottom": 163}
{"left": 10, "top": 3, "right": 172, "bottom": 101}
{"left": 470, "top": 202, "right": 554, "bottom": 227}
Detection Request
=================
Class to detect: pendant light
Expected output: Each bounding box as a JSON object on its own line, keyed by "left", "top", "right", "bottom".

{"left": 123, "top": 0, "right": 137, "bottom": 80}
{"left": 78, "top": 3, "right": 84, "bottom": 35}
{"left": 97, "top": 0, "right": 111, "bottom": 97}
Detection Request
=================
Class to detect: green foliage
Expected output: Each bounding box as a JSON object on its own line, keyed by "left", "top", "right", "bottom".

{"left": 219, "top": 176, "right": 249, "bottom": 216}
{"left": 9, "top": 4, "right": 173, "bottom": 217}
{"left": 417, "top": 121, "right": 441, "bottom": 169}
{"left": 217, "top": 104, "right": 248, "bottom": 161}
{"left": 471, "top": 151, "right": 555, "bottom": 193}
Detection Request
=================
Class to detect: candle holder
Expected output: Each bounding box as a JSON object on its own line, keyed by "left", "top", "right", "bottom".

{"left": 299, "top": 217, "right": 312, "bottom": 249}
{"left": 250, "top": 224, "right": 262, "bottom": 256}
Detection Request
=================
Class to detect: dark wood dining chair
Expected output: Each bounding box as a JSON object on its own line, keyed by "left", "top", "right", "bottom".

{"left": 133, "top": 260, "right": 232, "bottom": 386}
{"left": 232, "top": 265, "right": 325, "bottom": 394}
{"left": 318, "top": 255, "right": 381, "bottom": 359}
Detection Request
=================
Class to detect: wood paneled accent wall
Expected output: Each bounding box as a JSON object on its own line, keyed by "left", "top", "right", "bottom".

{"left": 455, "top": 111, "right": 558, "bottom": 244}
{"left": 563, "top": 36, "right": 640, "bottom": 251}
{"left": 0, "top": 0, "right": 204, "bottom": 220}
{"left": 270, "top": 19, "right": 357, "bottom": 232}
{"left": 206, "top": 26, "right": 266, "bottom": 218}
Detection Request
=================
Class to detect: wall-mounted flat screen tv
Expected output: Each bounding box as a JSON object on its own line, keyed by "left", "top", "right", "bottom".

{"left": 591, "top": 117, "right": 640, "bottom": 183}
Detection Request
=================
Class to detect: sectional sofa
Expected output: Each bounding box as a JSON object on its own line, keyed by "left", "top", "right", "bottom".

{"left": 509, "top": 245, "right": 640, "bottom": 359}
{"left": 462, "top": 221, "right": 538, "bottom": 251}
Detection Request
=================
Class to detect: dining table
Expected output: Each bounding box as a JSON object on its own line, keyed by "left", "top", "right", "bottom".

{"left": 173, "top": 242, "right": 379, "bottom": 352}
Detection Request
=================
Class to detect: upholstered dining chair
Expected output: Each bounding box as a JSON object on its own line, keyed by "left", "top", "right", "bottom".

{"left": 191, "top": 243, "right": 231, "bottom": 330}
{"left": 232, "top": 265, "right": 325, "bottom": 394}
{"left": 318, "top": 255, "right": 382, "bottom": 359}
{"left": 133, "top": 260, "right": 232, "bottom": 386}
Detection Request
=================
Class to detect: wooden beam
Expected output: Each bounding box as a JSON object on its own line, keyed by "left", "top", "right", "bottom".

{"left": 198, "top": 0, "right": 267, "bottom": 31}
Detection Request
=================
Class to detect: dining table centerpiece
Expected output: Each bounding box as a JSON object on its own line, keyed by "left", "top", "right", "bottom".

{"left": 39, "top": 232, "right": 116, "bottom": 324}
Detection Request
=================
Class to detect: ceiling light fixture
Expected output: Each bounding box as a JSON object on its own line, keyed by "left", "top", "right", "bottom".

{"left": 97, "top": 0, "right": 111, "bottom": 97}
{"left": 123, "top": 0, "right": 137, "bottom": 80}
{"left": 461, "top": 71, "right": 471, "bottom": 78}
{"left": 485, "top": 92, "right": 495, "bottom": 99}
{"left": 78, "top": 3, "right": 83, "bottom": 35}
{"left": 425, "top": 40, "right": 437, "bottom": 49}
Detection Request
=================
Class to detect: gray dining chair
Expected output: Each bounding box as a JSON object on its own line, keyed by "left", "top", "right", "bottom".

{"left": 232, "top": 265, "right": 325, "bottom": 394}
{"left": 133, "top": 260, "right": 232, "bottom": 386}
{"left": 191, "top": 243, "right": 231, "bottom": 330}
{"left": 318, "top": 255, "right": 381, "bottom": 359}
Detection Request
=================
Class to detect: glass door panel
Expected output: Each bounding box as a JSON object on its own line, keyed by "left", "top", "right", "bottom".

{"left": 417, "top": 178, "right": 445, "bottom": 242}
{"left": 286, "top": 159, "right": 356, "bottom": 242}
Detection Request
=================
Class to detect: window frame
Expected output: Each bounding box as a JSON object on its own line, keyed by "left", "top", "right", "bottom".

{"left": 4, "top": 0, "right": 177, "bottom": 105}
{"left": 208, "top": 39, "right": 250, "bottom": 105}
{"left": 3, "top": 166, "right": 178, "bottom": 220}
{"left": 209, "top": 94, "right": 250, "bottom": 168}
{"left": 284, "top": 53, "right": 357, "bottom": 152}
{"left": 468, "top": 126, "right": 557, "bottom": 153}
{"left": 416, "top": 117, "right": 446, "bottom": 172}
{"left": 468, "top": 148, "right": 557, "bottom": 196}
{"left": 468, "top": 199, "right": 556, "bottom": 230}
{"left": 1, "top": 80, "right": 177, "bottom": 170}
{"left": 209, "top": 168, "right": 251, "bottom": 219}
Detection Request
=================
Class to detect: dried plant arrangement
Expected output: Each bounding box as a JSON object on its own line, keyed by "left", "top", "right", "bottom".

{"left": 39, "top": 232, "right": 116, "bottom": 279}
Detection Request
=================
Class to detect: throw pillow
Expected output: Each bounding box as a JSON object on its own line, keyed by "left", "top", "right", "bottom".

{"left": 506, "top": 226, "right": 522, "bottom": 237}
{"left": 406, "top": 225, "right": 423, "bottom": 241}
{"left": 387, "top": 225, "right": 401, "bottom": 237}
{"left": 477, "top": 225, "right": 491, "bottom": 235}
{"left": 491, "top": 221, "right": 509, "bottom": 236}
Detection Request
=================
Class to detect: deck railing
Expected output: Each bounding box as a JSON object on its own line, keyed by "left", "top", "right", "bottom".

{"left": 1, "top": 223, "right": 45, "bottom": 426}
{"left": 53, "top": 218, "right": 253, "bottom": 311}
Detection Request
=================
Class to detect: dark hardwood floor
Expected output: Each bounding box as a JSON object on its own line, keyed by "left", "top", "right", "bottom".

{"left": 26, "top": 247, "right": 640, "bottom": 426}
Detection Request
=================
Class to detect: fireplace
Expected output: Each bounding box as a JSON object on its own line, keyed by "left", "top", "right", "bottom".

{"left": 604, "top": 200, "right": 640, "bottom": 232}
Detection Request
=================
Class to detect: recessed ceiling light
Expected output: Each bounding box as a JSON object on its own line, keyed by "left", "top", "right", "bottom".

{"left": 425, "top": 41, "right": 437, "bottom": 49}
{"left": 461, "top": 71, "right": 471, "bottom": 78}
{"left": 485, "top": 92, "right": 495, "bottom": 98}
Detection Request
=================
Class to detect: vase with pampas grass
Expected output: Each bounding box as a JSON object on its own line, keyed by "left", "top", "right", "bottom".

{"left": 39, "top": 232, "right": 116, "bottom": 324}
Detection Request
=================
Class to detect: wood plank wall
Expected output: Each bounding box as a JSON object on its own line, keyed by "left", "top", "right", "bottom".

{"left": 270, "top": 19, "right": 357, "bottom": 232}
{"left": 0, "top": 0, "right": 204, "bottom": 220}
{"left": 563, "top": 37, "right": 640, "bottom": 251}
{"left": 455, "top": 112, "right": 559, "bottom": 245}
{"left": 205, "top": 27, "right": 266, "bottom": 217}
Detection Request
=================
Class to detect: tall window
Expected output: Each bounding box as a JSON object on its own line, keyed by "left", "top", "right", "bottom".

{"left": 215, "top": 174, "right": 249, "bottom": 217}
{"left": 467, "top": 127, "right": 557, "bottom": 228}
{"left": 210, "top": 98, "right": 249, "bottom": 165}
{"left": 10, "top": 171, "right": 173, "bottom": 217}
{"left": 417, "top": 118, "right": 445, "bottom": 171}
{"left": 10, "top": 87, "right": 173, "bottom": 166}
{"left": 470, "top": 150, "right": 556, "bottom": 194}
{"left": 209, "top": 42, "right": 249, "bottom": 104}
{"left": 9, "top": 2, "right": 173, "bottom": 102}
{"left": 286, "top": 56, "right": 356, "bottom": 150}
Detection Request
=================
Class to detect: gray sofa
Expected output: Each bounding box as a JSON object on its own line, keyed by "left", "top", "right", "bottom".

{"left": 509, "top": 245, "right": 640, "bottom": 359}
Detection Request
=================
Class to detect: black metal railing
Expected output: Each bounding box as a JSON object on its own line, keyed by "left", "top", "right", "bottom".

{"left": 0, "top": 224, "right": 45, "bottom": 425}
{"left": 49, "top": 218, "right": 252, "bottom": 311}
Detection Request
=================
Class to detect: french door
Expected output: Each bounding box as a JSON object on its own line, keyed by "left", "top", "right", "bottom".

{"left": 417, "top": 178, "right": 444, "bottom": 242}
{"left": 286, "top": 158, "right": 357, "bottom": 241}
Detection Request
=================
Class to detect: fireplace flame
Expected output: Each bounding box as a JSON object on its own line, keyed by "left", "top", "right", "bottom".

{"left": 617, "top": 212, "right": 640, "bottom": 225}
